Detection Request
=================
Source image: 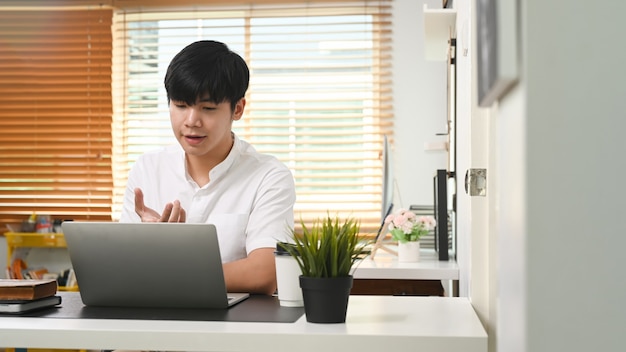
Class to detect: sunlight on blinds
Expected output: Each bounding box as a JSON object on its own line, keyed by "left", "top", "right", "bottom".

{"left": 0, "top": 8, "right": 114, "bottom": 228}
{"left": 112, "top": 1, "right": 392, "bottom": 233}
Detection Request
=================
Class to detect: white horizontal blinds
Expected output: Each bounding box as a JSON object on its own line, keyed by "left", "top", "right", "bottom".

{"left": 246, "top": 2, "right": 392, "bottom": 234}
{"left": 112, "top": 1, "right": 392, "bottom": 233}
{"left": 0, "top": 8, "right": 114, "bottom": 229}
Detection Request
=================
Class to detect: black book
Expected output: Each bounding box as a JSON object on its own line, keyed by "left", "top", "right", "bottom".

{"left": 0, "top": 295, "right": 62, "bottom": 314}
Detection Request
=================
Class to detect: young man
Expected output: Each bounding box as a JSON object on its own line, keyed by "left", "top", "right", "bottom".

{"left": 119, "top": 40, "right": 296, "bottom": 295}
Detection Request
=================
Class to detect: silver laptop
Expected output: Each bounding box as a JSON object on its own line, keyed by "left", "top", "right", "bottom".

{"left": 62, "top": 222, "right": 249, "bottom": 309}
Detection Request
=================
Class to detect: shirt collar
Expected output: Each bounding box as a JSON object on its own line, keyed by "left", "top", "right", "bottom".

{"left": 209, "top": 132, "right": 240, "bottom": 181}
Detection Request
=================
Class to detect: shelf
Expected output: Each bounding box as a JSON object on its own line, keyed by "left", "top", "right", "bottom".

{"left": 423, "top": 4, "right": 457, "bottom": 61}
{"left": 5, "top": 232, "right": 67, "bottom": 248}
{"left": 354, "top": 250, "right": 459, "bottom": 281}
{"left": 59, "top": 285, "right": 79, "bottom": 292}
{"left": 424, "top": 141, "right": 449, "bottom": 152}
{"left": 4, "top": 232, "right": 78, "bottom": 291}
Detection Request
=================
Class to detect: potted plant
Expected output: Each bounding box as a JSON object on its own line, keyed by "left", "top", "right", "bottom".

{"left": 279, "top": 215, "right": 369, "bottom": 323}
{"left": 385, "top": 208, "right": 436, "bottom": 262}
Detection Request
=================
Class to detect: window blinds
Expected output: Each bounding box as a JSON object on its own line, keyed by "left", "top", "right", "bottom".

{"left": 0, "top": 1, "right": 392, "bottom": 234}
{"left": 112, "top": 1, "right": 392, "bottom": 233}
{"left": 0, "top": 8, "right": 114, "bottom": 228}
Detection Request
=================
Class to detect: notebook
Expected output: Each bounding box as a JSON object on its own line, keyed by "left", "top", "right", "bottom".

{"left": 0, "top": 295, "right": 62, "bottom": 314}
{"left": 61, "top": 222, "right": 249, "bottom": 309}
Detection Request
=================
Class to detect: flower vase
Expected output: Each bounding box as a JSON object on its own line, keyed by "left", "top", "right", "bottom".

{"left": 398, "top": 241, "right": 420, "bottom": 262}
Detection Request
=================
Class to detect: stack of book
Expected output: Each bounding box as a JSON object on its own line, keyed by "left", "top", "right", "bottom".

{"left": 0, "top": 279, "right": 62, "bottom": 314}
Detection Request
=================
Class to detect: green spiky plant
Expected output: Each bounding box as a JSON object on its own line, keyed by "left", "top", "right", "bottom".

{"left": 280, "top": 215, "right": 370, "bottom": 278}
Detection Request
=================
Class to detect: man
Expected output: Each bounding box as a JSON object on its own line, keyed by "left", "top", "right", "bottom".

{"left": 119, "top": 40, "right": 296, "bottom": 295}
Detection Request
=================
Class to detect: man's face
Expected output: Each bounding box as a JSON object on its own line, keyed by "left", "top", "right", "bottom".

{"left": 169, "top": 96, "right": 245, "bottom": 158}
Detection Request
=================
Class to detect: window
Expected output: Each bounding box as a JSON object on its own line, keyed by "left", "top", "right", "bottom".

{"left": 0, "top": 8, "right": 113, "bottom": 228}
{"left": 113, "top": 1, "right": 392, "bottom": 233}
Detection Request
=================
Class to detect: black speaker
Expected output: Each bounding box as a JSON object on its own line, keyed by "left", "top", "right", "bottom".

{"left": 433, "top": 169, "right": 449, "bottom": 261}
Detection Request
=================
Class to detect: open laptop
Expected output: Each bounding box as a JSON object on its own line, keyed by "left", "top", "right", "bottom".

{"left": 61, "top": 222, "right": 249, "bottom": 309}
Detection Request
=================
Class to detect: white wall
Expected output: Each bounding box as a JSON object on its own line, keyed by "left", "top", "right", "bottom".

{"left": 422, "top": 0, "right": 626, "bottom": 351}
{"left": 464, "top": 1, "right": 626, "bottom": 352}
{"left": 393, "top": 0, "right": 468, "bottom": 297}
{"left": 391, "top": 0, "right": 448, "bottom": 209}
{"left": 454, "top": 0, "right": 477, "bottom": 300}
{"left": 519, "top": 1, "right": 626, "bottom": 350}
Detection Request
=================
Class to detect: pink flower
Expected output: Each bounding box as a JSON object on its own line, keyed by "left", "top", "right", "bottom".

{"left": 417, "top": 216, "right": 436, "bottom": 230}
{"left": 385, "top": 208, "right": 436, "bottom": 242}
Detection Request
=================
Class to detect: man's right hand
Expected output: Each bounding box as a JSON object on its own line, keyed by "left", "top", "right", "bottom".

{"left": 134, "top": 188, "right": 187, "bottom": 222}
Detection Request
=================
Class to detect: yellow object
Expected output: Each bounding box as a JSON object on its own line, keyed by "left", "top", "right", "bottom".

{"left": 5, "top": 232, "right": 67, "bottom": 263}
{"left": 4, "top": 232, "right": 77, "bottom": 291}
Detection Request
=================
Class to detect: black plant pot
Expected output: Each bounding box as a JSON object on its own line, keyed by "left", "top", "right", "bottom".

{"left": 299, "top": 275, "right": 353, "bottom": 323}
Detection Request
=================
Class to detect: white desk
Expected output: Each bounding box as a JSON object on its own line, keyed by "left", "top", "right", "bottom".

{"left": 352, "top": 250, "right": 459, "bottom": 296}
{"left": 354, "top": 249, "right": 459, "bottom": 280}
{"left": 0, "top": 295, "right": 486, "bottom": 352}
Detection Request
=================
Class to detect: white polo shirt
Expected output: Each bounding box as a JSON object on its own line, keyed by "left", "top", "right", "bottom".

{"left": 119, "top": 135, "right": 296, "bottom": 263}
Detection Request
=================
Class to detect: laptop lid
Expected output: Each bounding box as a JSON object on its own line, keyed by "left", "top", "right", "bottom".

{"left": 61, "top": 222, "right": 249, "bottom": 309}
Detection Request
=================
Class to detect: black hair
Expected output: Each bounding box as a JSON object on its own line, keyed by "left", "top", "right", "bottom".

{"left": 164, "top": 40, "right": 249, "bottom": 111}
